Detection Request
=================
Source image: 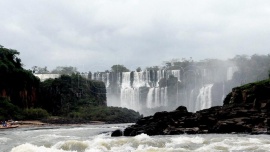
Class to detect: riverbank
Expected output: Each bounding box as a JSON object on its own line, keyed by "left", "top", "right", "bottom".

{"left": 0, "top": 120, "right": 106, "bottom": 129}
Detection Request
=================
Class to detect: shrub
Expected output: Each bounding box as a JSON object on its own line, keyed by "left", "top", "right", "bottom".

{"left": 0, "top": 97, "right": 23, "bottom": 120}
{"left": 24, "top": 108, "right": 50, "bottom": 120}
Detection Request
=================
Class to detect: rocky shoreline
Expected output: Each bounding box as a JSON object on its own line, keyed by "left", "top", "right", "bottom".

{"left": 0, "top": 120, "right": 106, "bottom": 129}
{"left": 112, "top": 103, "right": 269, "bottom": 136}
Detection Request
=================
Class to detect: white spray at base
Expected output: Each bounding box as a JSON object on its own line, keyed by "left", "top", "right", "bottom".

{"left": 10, "top": 132, "right": 270, "bottom": 152}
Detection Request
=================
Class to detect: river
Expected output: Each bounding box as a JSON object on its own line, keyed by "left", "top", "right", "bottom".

{"left": 0, "top": 124, "right": 270, "bottom": 152}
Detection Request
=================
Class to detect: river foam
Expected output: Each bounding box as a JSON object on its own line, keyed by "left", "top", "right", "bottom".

{"left": 11, "top": 133, "right": 270, "bottom": 152}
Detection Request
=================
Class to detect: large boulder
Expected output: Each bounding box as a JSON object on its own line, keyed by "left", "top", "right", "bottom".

{"left": 111, "top": 129, "right": 123, "bottom": 137}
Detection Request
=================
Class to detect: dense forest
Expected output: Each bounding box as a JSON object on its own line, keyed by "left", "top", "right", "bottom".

{"left": 0, "top": 46, "right": 141, "bottom": 123}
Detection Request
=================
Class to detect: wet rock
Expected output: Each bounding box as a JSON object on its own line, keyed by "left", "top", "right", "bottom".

{"left": 111, "top": 129, "right": 123, "bottom": 137}
{"left": 117, "top": 102, "right": 268, "bottom": 137}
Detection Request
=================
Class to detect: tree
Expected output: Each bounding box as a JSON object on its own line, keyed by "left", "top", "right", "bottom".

{"left": 0, "top": 46, "right": 39, "bottom": 109}
{"left": 51, "top": 66, "right": 78, "bottom": 75}
{"left": 111, "top": 65, "right": 129, "bottom": 72}
{"left": 32, "top": 66, "right": 50, "bottom": 74}
{"left": 136, "top": 67, "right": 142, "bottom": 72}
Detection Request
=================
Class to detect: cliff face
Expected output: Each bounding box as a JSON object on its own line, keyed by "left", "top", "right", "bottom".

{"left": 224, "top": 79, "right": 270, "bottom": 109}
{"left": 0, "top": 46, "right": 40, "bottom": 108}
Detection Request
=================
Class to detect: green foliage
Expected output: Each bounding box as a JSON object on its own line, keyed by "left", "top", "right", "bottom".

{"left": 51, "top": 66, "right": 78, "bottom": 75}
{"left": 70, "top": 106, "right": 142, "bottom": 123}
{"left": 164, "top": 58, "right": 193, "bottom": 69}
{"left": 38, "top": 74, "right": 106, "bottom": 115}
{"left": 0, "top": 46, "right": 40, "bottom": 109}
{"left": 24, "top": 108, "right": 49, "bottom": 120}
{"left": 111, "top": 65, "right": 130, "bottom": 72}
{"left": 0, "top": 97, "right": 23, "bottom": 120}
{"left": 146, "top": 66, "right": 160, "bottom": 71}
{"left": 32, "top": 66, "right": 50, "bottom": 74}
{"left": 136, "top": 67, "right": 142, "bottom": 72}
{"left": 224, "top": 79, "right": 270, "bottom": 105}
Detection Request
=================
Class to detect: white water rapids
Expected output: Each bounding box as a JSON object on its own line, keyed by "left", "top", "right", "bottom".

{"left": 1, "top": 124, "right": 270, "bottom": 152}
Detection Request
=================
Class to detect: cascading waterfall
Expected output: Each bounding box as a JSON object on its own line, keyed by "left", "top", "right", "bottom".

{"left": 188, "top": 89, "right": 195, "bottom": 112}
{"left": 133, "top": 72, "right": 146, "bottom": 87}
{"left": 227, "top": 66, "right": 238, "bottom": 81}
{"left": 161, "top": 87, "right": 168, "bottom": 106}
{"left": 146, "top": 88, "right": 155, "bottom": 108}
{"left": 171, "top": 70, "right": 181, "bottom": 82}
{"left": 120, "top": 72, "right": 145, "bottom": 111}
{"left": 93, "top": 72, "right": 110, "bottom": 88}
{"left": 154, "top": 88, "right": 160, "bottom": 107}
{"left": 98, "top": 64, "right": 238, "bottom": 114}
{"left": 121, "top": 72, "right": 131, "bottom": 88}
{"left": 106, "top": 73, "right": 110, "bottom": 88}
{"left": 221, "top": 81, "right": 225, "bottom": 100}
{"left": 146, "top": 87, "right": 168, "bottom": 108}
{"left": 155, "top": 70, "right": 165, "bottom": 87}
{"left": 195, "top": 84, "right": 214, "bottom": 111}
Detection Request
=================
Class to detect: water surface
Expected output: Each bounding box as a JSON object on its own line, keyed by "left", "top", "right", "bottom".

{"left": 1, "top": 124, "right": 269, "bottom": 152}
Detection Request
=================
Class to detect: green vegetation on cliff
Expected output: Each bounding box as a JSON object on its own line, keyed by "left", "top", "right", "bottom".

{"left": 38, "top": 74, "right": 106, "bottom": 115}
{"left": 0, "top": 46, "right": 141, "bottom": 123}
{"left": 224, "top": 78, "right": 270, "bottom": 106}
{"left": 0, "top": 46, "right": 39, "bottom": 109}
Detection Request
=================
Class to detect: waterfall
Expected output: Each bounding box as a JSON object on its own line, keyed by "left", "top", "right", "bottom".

{"left": 221, "top": 81, "right": 225, "bottom": 101}
{"left": 106, "top": 73, "right": 110, "bottom": 88}
{"left": 146, "top": 88, "right": 154, "bottom": 108}
{"left": 150, "top": 70, "right": 165, "bottom": 87}
{"left": 121, "top": 72, "right": 131, "bottom": 88}
{"left": 144, "top": 71, "right": 150, "bottom": 87}
{"left": 171, "top": 70, "right": 181, "bottom": 82}
{"left": 120, "top": 87, "right": 140, "bottom": 110}
{"left": 195, "top": 84, "right": 214, "bottom": 111}
{"left": 34, "top": 74, "right": 61, "bottom": 82}
{"left": 227, "top": 67, "right": 238, "bottom": 81}
{"left": 120, "top": 72, "right": 143, "bottom": 111}
{"left": 188, "top": 89, "right": 195, "bottom": 112}
{"left": 103, "top": 65, "right": 238, "bottom": 114}
{"left": 160, "top": 87, "right": 168, "bottom": 106}
{"left": 146, "top": 87, "right": 168, "bottom": 108}
{"left": 154, "top": 88, "right": 160, "bottom": 107}
{"left": 133, "top": 72, "right": 145, "bottom": 87}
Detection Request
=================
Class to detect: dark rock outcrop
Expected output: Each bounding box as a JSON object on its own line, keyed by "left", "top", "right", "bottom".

{"left": 111, "top": 129, "right": 123, "bottom": 137}
{"left": 119, "top": 103, "right": 268, "bottom": 136}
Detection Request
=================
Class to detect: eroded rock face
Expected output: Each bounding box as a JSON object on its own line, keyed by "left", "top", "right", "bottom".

{"left": 116, "top": 103, "right": 268, "bottom": 136}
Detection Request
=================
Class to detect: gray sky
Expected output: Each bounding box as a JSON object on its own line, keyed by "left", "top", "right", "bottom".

{"left": 1, "top": 0, "right": 270, "bottom": 72}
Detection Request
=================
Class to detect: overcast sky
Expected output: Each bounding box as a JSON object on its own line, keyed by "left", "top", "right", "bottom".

{"left": 1, "top": 0, "right": 270, "bottom": 72}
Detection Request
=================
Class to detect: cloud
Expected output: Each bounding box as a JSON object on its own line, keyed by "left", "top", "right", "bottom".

{"left": 1, "top": 0, "right": 270, "bottom": 72}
